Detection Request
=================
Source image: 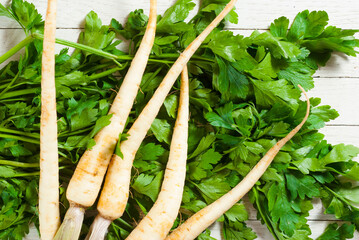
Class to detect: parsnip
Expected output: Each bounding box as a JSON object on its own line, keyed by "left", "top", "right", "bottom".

{"left": 87, "top": 0, "right": 238, "bottom": 239}
{"left": 165, "top": 85, "right": 310, "bottom": 240}
{"left": 54, "top": 1, "right": 157, "bottom": 239}
{"left": 39, "top": 0, "right": 60, "bottom": 239}
{"left": 126, "top": 66, "right": 189, "bottom": 240}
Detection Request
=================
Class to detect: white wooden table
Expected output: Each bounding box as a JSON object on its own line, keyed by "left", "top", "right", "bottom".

{"left": 0, "top": 0, "right": 358, "bottom": 239}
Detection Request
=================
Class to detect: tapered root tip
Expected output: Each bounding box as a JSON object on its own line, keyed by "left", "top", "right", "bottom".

{"left": 53, "top": 205, "right": 85, "bottom": 240}
{"left": 297, "top": 84, "right": 310, "bottom": 122}
{"left": 85, "top": 215, "right": 112, "bottom": 240}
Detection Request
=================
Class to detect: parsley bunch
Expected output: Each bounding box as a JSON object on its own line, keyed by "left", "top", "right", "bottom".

{"left": 0, "top": 0, "right": 359, "bottom": 239}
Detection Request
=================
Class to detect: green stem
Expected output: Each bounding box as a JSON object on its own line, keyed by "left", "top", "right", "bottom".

{"left": 0, "top": 35, "right": 34, "bottom": 65}
{"left": 113, "top": 218, "right": 134, "bottom": 231}
{"left": 252, "top": 187, "right": 280, "bottom": 240}
{"left": 12, "top": 171, "right": 40, "bottom": 177}
{"left": 1, "top": 34, "right": 214, "bottom": 71}
{"left": 33, "top": 33, "right": 124, "bottom": 61}
{"left": 324, "top": 185, "right": 359, "bottom": 210}
{"left": 0, "top": 88, "right": 38, "bottom": 100}
{"left": 0, "top": 160, "right": 39, "bottom": 168}
{"left": 0, "top": 97, "right": 28, "bottom": 102}
{"left": 87, "top": 67, "right": 122, "bottom": 81}
{"left": 83, "top": 62, "right": 116, "bottom": 73}
{"left": 0, "top": 72, "right": 20, "bottom": 99}
{"left": 0, "top": 127, "right": 40, "bottom": 139}
{"left": 0, "top": 133, "right": 40, "bottom": 144}
{"left": 148, "top": 58, "right": 174, "bottom": 65}
{"left": 140, "top": 65, "right": 163, "bottom": 90}
{"left": 58, "top": 126, "right": 93, "bottom": 137}
{"left": 153, "top": 53, "right": 215, "bottom": 63}
{"left": 0, "top": 79, "right": 13, "bottom": 88}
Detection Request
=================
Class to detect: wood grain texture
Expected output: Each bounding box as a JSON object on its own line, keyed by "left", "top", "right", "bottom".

{"left": 1, "top": 0, "right": 359, "bottom": 29}
{"left": 0, "top": 0, "right": 355, "bottom": 239}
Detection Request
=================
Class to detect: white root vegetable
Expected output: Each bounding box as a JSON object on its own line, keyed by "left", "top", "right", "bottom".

{"left": 88, "top": 0, "right": 238, "bottom": 238}
{"left": 54, "top": 0, "right": 157, "bottom": 239}
{"left": 126, "top": 66, "right": 189, "bottom": 240}
{"left": 39, "top": 0, "right": 60, "bottom": 239}
{"left": 165, "top": 85, "right": 310, "bottom": 240}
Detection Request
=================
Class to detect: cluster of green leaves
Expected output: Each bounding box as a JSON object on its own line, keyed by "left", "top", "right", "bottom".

{"left": 0, "top": 0, "right": 43, "bottom": 34}
{"left": 1, "top": 0, "right": 359, "bottom": 239}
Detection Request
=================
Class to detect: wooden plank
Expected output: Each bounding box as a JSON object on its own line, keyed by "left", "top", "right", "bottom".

{"left": 309, "top": 78, "right": 359, "bottom": 126}
{"left": 1, "top": 0, "right": 359, "bottom": 30}
{"left": 320, "top": 126, "right": 359, "bottom": 146}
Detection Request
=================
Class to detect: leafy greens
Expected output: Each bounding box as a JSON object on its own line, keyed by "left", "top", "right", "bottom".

{"left": 0, "top": 0, "right": 358, "bottom": 240}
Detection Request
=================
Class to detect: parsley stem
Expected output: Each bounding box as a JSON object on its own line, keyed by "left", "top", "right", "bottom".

{"left": 87, "top": 67, "right": 122, "bottom": 81}
{"left": 33, "top": 33, "right": 127, "bottom": 62}
{"left": 0, "top": 35, "right": 34, "bottom": 65}
{"left": 0, "top": 88, "right": 39, "bottom": 100}
{"left": 0, "top": 160, "right": 39, "bottom": 168}
{"left": 0, "top": 79, "right": 13, "bottom": 88}
{"left": 0, "top": 127, "right": 40, "bottom": 139}
{"left": 35, "top": 34, "right": 214, "bottom": 64}
{"left": 0, "top": 97, "right": 28, "bottom": 102}
{"left": 252, "top": 187, "right": 282, "bottom": 240}
{"left": 0, "top": 133, "right": 40, "bottom": 144}
{"left": 112, "top": 218, "right": 134, "bottom": 231}
{"left": 0, "top": 34, "right": 215, "bottom": 70}
{"left": 152, "top": 53, "right": 215, "bottom": 63}
{"left": 59, "top": 126, "right": 94, "bottom": 137}
{"left": 12, "top": 171, "right": 40, "bottom": 177}
{"left": 83, "top": 62, "right": 116, "bottom": 73}
{"left": 323, "top": 185, "right": 359, "bottom": 211}
{"left": 148, "top": 58, "right": 175, "bottom": 64}
{"left": 0, "top": 72, "right": 20, "bottom": 99}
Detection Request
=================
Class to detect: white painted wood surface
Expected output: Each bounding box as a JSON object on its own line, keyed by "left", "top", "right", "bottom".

{"left": 0, "top": 0, "right": 358, "bottom": 239}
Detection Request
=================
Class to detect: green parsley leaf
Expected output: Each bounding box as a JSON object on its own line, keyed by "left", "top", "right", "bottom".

{"left": 11, "top": 0, "right": 42, "bottom": 31}
{"left": 317, "top": 223, "right": 355, "bottom": 240}
{"left": 286, "top": 172, "right": 320, "bottom": 200}
{"left": 270, "top": 16, "right": 289, "bottom": 38}
{"left": 251, "top": 79, "right": 300, "bottom": 110}
{"left": 81, "top": 11, "right": 116, "bottom": 56}
{"left": 213, "top": 56, "right": 249, "bottom": 100}
{"left": 197, "top": 229, "right": 216, "bottom": 240}
{"left": 156, "top": 0, "right": 195, "bottom": 34}
{"left": 268, "top": 182, "right": 300, "bottom": 236}
{"left": 132, "top": 172, "right": 164, "bottom": 202}
{"left": 150, "top": 118, "right": 172, "bottom": 144}
{"left": 164, "top": 94, "right": 178, "bottom": 118}
{"left": 278, "top": 61, "right": 315, "bottom": 91}
{"left": 135, "top": 143, "right": 166, "bottom": 161}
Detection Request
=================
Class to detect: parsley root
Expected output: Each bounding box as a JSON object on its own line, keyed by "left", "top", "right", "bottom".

{"left": 39, "top": 0, "right": 60, "bottom": 239}
{"left": 86, "top": 1, "right": 237, "bottom": 239}
{"left": 53, "top": 0, "right": 157, "bottom": 239}
{"left": 126, "top": 66, "right": 189, "bottom": 240}
{"left": 165, "top": 85, "right": 310, "bottom": 240}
